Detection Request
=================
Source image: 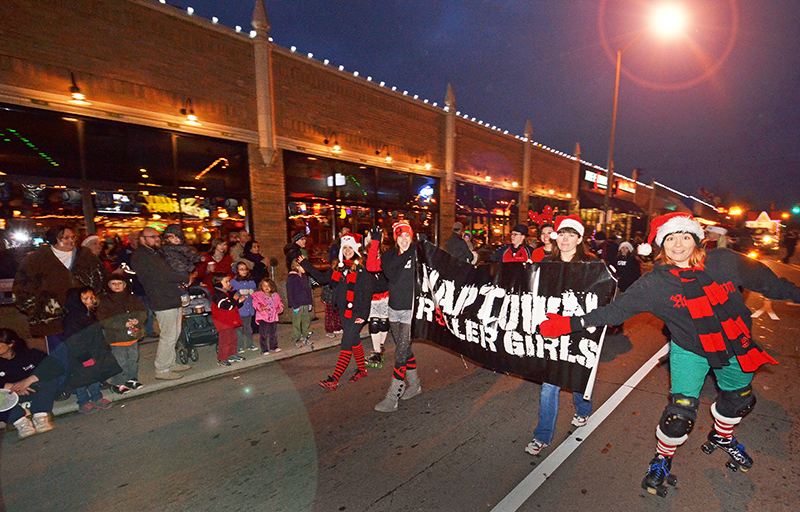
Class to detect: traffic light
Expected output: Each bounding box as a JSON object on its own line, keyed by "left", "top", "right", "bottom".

{"left": 792, "top": 205, "right": 800, "bottom": 215}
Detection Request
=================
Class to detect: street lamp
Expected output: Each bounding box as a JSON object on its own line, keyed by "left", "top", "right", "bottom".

{"left": 604, "top": 3, "right": 686, "bottom": 226}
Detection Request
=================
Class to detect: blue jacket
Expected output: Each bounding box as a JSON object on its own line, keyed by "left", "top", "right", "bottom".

{"left": 230, "top": 277, "right": 256, "bottom": 317}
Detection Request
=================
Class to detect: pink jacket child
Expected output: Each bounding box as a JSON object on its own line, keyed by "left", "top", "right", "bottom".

{"left": 252, "top": 290, "right": 284, "bottom": 324}
{"left": 251, "top": 279, "right": 284, "bottom": 353}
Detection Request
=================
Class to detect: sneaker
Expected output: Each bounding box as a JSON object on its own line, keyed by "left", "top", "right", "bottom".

{"left": 171, "top": 364, "right": 192, "bottom": 372}
{"left": 307, "top": 331, "right": 314, "bottom": 338}
{"left": 237, "top": 348, "right": 246, "bottom": 354}
{"left": 93, "top": 398, "right": 113, "bottom": 410}
{"left": 333, "top": 330, "right": 343, "bottom": 334}
{"left": 246, "top": 346, "right": 259, "bottom": 351}
{"left": 14, "top": 417, "right": 37, "bottom": 439}
{"left": 78, "top": 403, "right": 98, "bottom": 415}
{"left": 125, "top": 380, "right": 144, "bottom": 390}
{"left": 112, "top": 385, "right": 131, "bottom": 395}
{"left": 318, "top": 376, "right": 338, "bottom": 391}
{"left": 273, "top": 347, "right": 282, "bottom": 353}
{"left": 155, "top": 371, "right": 183, "bottom": 380}
{"left": 228, "top": 355, "right": 246, "bottom": 362}
{"left": 325, "top": 332, "right": 336, "bottom": 338}
{"left": 262, "top": 351, "right": 270, "bottom": 355}
{"left": 32, "top": 413, "right": 54, "bottom": 434}
{"left": 571, "top": 414, "right": 588, "bottom": 427}
{"left": 349, "top": 369, "right": 368, "bottom": 382}
{"left": 524, "top": 439, "right": 548, "bottom": 456}
{"left": 217, "top": 360, "right": 232, "bottom": 367}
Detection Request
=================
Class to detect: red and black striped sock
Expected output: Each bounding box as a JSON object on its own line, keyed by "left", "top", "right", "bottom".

{"left": 352, "top": 343, "right": 366, "bottom": 371}
{"left": 393, "top": 365, "right": 407, "bottom": 381}
{"left": 331, "top": 350, "right": 352, "bottom": 381}
{"left": 407, "top": 356, "right": 417, "bottom": 371}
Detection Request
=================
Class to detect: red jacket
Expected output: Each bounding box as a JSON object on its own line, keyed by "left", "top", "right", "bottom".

{"left": 209, "top": 285, "right": 243, "bottom": 331}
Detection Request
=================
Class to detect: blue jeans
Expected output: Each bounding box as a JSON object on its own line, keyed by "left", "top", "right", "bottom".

{"left": 533, "top": 382, "right": 593, "bottom": 445}
{"left": 75, "top": 382, "right": 103, "bottom": 407}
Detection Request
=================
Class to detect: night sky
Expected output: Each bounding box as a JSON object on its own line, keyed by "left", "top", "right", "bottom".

{"left": 167, "top": 0, "right": 800, "bottom": 211}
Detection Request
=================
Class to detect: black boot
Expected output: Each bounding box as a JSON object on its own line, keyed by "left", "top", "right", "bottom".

{"left": 641, "top": 454, "right": 677, "bottom": 497}
{"left": 701, "top": 430, "right": 753, "bottom": 472}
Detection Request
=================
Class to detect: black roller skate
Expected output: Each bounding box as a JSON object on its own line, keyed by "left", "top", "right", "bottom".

{"left": 366, "top": 351, "right": 384, "bottom": 369}
{"left": 641, "top": 454, "right": 677, "bottom": 497}
{"left": 701, "top": 430, "right": 753, "bottom": 472}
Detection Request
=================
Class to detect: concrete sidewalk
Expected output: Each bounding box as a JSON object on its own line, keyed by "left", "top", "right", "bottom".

{"left": 50, "top": 318, "right": 342, "bottom": 417}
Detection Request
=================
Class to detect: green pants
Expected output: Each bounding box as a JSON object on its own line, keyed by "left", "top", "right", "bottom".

{"left": 669, "top": 341, "right": 754, "bottom": 398}
{"left": 291, "top": 307, "right": 311, "bottom": 341}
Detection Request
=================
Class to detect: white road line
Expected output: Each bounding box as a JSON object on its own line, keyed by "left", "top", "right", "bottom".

{"left": 491, "top": 342, "right": 670, "bottom": 512}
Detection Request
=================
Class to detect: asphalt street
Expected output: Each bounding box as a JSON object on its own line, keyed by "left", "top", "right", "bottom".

{"left": 0, "top": 256, "right": 798, "bottom": 511}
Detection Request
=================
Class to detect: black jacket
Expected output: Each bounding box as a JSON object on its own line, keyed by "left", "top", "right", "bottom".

{"left": 301, "top": 260, "right": 373, "bottom": 321}
{"left": 370, "top": 244, "right": 416, "bottom": 311}
{"left": 130, "top": 245, "right": 190, "bottom": 311}
{"left": 583, "top": 249, "right": 800, "bottom": 358}
{"left": 444, "top": 233, "right": 473, "bottom": 263}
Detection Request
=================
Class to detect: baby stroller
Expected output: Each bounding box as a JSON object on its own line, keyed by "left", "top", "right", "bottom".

{"left": 177, "top": 285, "right": 219, "bottom": 364}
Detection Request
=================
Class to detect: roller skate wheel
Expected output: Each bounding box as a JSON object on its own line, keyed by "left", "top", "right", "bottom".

{"left": 643, "top": 483, "right": 668, "bottom": 497}
{"left": 701, "top": 443, "right": 715, "bottom": 454}
{"left": 666, "top": 475, "right": 678, "bottom": 486}
{"left": 725, "top": 461, "right": 739, "bottom": 472}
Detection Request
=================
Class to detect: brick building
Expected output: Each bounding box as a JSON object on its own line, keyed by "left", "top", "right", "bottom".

{"left": 3, "top": 0, "right": 712, "bottom": 282}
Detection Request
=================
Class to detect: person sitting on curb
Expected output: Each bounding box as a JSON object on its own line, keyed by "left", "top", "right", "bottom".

{"left": 0, "top": 328, "right": 64, "bottom": 439}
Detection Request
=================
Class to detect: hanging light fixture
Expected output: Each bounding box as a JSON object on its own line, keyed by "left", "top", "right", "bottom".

{"left": 376, "top": 144, "right": 391, "bottom": 163}
{"left": 180, "top": 98, "right": 201, "bottom": 126}
{"left": 324, "top": 132, "right": 341, "bottom": 153}
{"left": 68, "top": 72, "right": 91, "bottom": 106}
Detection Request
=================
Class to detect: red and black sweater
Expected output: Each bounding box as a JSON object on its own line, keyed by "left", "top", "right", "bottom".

{"left": 582, "top": 249, "right": 800, "bottom": 363}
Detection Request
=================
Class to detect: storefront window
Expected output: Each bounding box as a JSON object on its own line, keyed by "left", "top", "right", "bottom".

{"left": 455, "top": 182, "right": 519, "bottom": 247}
{"left": 285, "top": 151, "right": 439, "bottom": 267}
{"left": 0, "top": 104, "right": 250, "bottom": 253}
{"left": 0, "top": 103, "right": 81, "bottom": 180}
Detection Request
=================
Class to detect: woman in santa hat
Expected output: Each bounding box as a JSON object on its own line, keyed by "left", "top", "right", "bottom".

{"left": 525, "top": 215, "right": 596, "bottom": 457}
{"left": 540, "top": 212, "right": 800, "bottom": 496}
{"left": 298, "top": 233, "right": 373, "bottom": 390}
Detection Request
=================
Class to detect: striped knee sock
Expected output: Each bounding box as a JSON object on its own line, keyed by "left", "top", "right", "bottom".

{"left": 352, "top": 343, "right": 366, "bottom": 371}
{"left": 656, "top": 438, "right": 678, "bottom": 458}
{"left": 331, "top": 350, "right": 352, "bottom": 381}
{"left": 393, "top": 365, "right": 407, "bottom": 381}
{"left": 713, "top": 417, "right": 737, "bottom": 439}
{"left": 407, "top": 356, "right": 417, "bottom": 371}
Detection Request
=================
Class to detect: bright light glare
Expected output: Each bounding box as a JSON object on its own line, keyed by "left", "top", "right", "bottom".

{"left": 651, "top": 4, "right": 686, "bottom": 37}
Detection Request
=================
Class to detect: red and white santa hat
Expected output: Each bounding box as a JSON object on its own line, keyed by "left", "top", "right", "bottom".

{"left": 647, "top": 212, "right": 705, "bottom": 247}
{"left": 338, "top": 233, "right": 362, "bottom": 262}
{"left": 552, "top": 215, "right": 584, "bottom": 238}
{"left": 393, "top": 220, "right": 414, "bottom": 240}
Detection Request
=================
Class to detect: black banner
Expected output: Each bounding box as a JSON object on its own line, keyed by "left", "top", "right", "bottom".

{"left": 412, "top": 242, "right": 617, "bottom": 394}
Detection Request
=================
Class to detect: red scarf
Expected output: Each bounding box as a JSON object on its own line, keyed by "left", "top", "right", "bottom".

{"left": 331, "top": 260, "right": 359, "bottom": 319}
{"left": 670, "top": 267, "right": 777, "bottom": 372}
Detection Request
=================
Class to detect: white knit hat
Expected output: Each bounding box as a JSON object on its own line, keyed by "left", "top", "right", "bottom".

{"left": 338, "top": 233, "right": 362, "bottom": 262}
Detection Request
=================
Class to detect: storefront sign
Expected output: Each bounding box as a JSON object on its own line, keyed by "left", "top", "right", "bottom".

{"left": 584, "top": 170, "right": 636, "bottom": 194}
{"left": 142, "top": 195, "right": 209, "bottom": 218}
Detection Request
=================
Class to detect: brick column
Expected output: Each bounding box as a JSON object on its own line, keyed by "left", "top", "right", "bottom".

{"left": 440, "top": 83, "right": 457, "bottom": 243}
{"left": 248, "top": 144, "right": 287, "bottom": 283}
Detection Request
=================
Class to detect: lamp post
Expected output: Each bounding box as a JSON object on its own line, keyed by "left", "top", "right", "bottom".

{"left": 603, "top": 4, "right": 686, "bottom": 227}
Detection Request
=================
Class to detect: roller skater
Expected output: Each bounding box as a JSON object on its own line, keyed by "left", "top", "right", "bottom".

{"left": 540, "top": 213, "right": 800, "bottom": 495}
{"left": 364, "top": 229, "right": 390, "bottom": 370}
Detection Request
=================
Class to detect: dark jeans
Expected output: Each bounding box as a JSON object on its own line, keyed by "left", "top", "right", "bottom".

{"left": 46, "top": 333, "right": 70, "bottom": 395}
{"left": 109, "top": 343, "right": 139, "bottom": 385}
{"left": 258, "top": 321, "right": 278, "bottom": 352}
{"left": 1, "top": 377, "right": 59, "bottom": 425}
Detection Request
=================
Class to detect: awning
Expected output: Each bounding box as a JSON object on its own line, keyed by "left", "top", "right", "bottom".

{"left": 578, "top": 190, "right": 645, "bottom": 216}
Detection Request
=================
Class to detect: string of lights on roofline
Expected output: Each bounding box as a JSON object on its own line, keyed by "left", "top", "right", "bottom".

{"left": 147, "top": 2, "right": 718, "bottom": 213}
